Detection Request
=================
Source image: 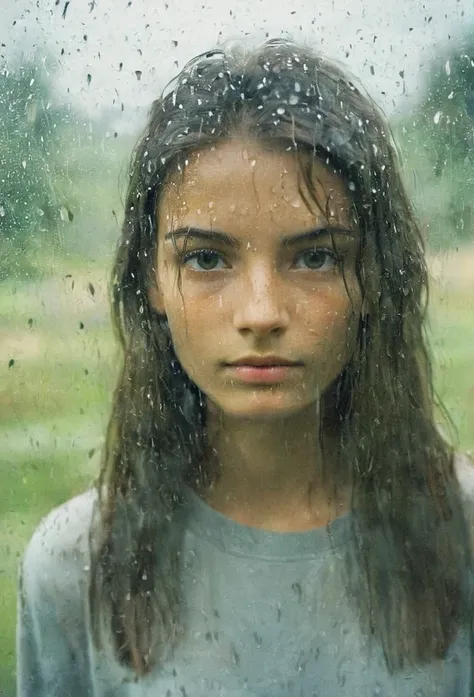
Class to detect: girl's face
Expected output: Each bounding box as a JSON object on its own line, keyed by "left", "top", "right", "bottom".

{"left": 150, "top": 138, "right": 361, "bottom": 420}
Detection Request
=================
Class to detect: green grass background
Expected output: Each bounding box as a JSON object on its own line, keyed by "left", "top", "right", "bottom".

{"left": 0, "top": 257, "right": 473, "bottom": 696}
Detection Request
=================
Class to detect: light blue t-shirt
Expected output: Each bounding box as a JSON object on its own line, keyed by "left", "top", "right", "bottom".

{"left": 17, "top": 484, "right": 473, "bottom": 696}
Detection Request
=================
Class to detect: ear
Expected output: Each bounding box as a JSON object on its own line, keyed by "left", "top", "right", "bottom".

{"left": 148, "top": 282, "right": 166, "bottom": 316}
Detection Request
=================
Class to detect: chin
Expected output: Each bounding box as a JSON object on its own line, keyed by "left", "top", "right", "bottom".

{"left": 216, "top": 393, "right": 317, "bottom": 421}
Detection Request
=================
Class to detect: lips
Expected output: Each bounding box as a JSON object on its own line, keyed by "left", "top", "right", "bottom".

{"left": 227, "top": 356, "right": 302, "bottom": 367}
{"left": 224, "top": 361, "right": 302, "bottom": 384}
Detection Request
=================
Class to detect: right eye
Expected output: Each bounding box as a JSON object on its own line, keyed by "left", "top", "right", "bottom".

{"left": 181, "top": 249, "right": 227, "bottom": 271}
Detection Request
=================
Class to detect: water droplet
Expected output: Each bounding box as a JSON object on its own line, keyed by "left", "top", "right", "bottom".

{"left": 336, "top": 658, "right": 349, "bottom": 686}
{"left": 0, "top": 205, "right": 5, "bottom": 217}
{"left": 448, "top": 91, "right": 454, "bottom": 100}
{"left": 289, "top": 94, "right": 299, "bottom": 105}
{"left": 276, "top": 106, "right": 285, "bottom": 115}
{"left": 445, "top": 61, "right": 451, "bottom": 76}
{"left": 230, "top": 643, "right": 240, "bottom": 665}
{"left": 434, "top": 111, "right": 442, "bottom": 125}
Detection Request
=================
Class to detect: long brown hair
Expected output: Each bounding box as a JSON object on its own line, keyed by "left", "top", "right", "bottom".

{"left": 89, "top": 39, "right": 471, "bottom": 676}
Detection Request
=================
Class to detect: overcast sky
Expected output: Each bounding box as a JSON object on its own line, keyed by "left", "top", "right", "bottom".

{"left": 1, "top": 0, "right": 473, "bottom": 132}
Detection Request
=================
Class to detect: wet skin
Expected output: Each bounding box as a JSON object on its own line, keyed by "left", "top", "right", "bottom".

{"left": 150, "top": 138, "right": 361, "bottom": 422}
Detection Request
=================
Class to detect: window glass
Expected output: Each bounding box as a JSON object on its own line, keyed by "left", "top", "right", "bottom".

{"left": 2, "top": 2, "right": 473, "bottom": 695}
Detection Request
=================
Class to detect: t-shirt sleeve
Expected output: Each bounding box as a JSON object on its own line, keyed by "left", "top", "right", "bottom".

{"left": 16, "top": 491, "right": 97, "bottom": 697}
{"left": 456, "top": 453, "right": 474, "bottom": 539}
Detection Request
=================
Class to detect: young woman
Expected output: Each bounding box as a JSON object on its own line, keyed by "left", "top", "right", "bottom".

{"left": 17, "top": 39, "right": 474, "bottom": 696}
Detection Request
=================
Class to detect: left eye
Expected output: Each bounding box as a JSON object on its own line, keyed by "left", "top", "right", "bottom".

{"left": 294, "top": 249, "right": 337, "bottom": 271}
{"left": 182, "top": 249, "right": 226, "bottom": 271}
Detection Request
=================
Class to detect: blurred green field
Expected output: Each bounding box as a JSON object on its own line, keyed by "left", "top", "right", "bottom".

{"left": 0, "top": 256, "right": 473, "bottom": 695}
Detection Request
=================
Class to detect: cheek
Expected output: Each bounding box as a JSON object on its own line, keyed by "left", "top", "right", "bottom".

{"left": 164, "top": 300, "right": 212, "bottom": 377}
{"left": 303, "top": 286, "right": 354, "bottom": 323}
{"left": 166, "top": 309, "right": 194, "bottom": 352}
{"left": 302, "top": 287, "right": 360, "bottom": 349}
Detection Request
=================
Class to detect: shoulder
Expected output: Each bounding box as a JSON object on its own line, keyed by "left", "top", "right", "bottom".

{"left": 455, "top": 452, "right": 474, "bottom": 502}
{"left": 454, "top": 453, "right": 474, "bottom": 535}
{"left": 21, "top": 489, "right": 98, "bottom": 601}
{"left": 18, "top": 491, "right": 103, "bottom": 683}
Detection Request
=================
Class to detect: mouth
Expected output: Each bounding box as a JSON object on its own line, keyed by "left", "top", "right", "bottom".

{"left": 223, "top": 358, "right": 303, "bottom": 384}
{"left": 226, "top": 356, "right": 303, "bottom": 367}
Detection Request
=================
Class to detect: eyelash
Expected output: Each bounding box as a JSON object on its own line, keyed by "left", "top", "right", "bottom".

{"left": 180, "top": 247, "right": 342, "bottom": 272}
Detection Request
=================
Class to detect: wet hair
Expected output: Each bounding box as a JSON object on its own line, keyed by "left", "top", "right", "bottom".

{"left": 88, "top": 38, "right": 471, "bottom": 676}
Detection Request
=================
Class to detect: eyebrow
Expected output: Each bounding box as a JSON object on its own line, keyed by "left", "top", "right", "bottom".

{"left": 164, "top": 225, "right": 356, "bottom": 247}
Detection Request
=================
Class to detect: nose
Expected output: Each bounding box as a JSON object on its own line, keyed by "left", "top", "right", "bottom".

{"left": 233, "top": 264, "right": 290, "bottom": 336}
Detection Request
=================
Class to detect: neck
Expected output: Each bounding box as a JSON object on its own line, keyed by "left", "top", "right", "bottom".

{"left": 195, "top": 404, "right": 350, "bottom": 532}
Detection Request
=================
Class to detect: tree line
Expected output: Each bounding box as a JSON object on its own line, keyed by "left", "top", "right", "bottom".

{"left": 1, "top": 34, "right": 474, "bottom": 280}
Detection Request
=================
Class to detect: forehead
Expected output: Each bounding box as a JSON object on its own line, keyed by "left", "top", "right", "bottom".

{"left": 158, "top": 138, "right": 354, "bottom": 232}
